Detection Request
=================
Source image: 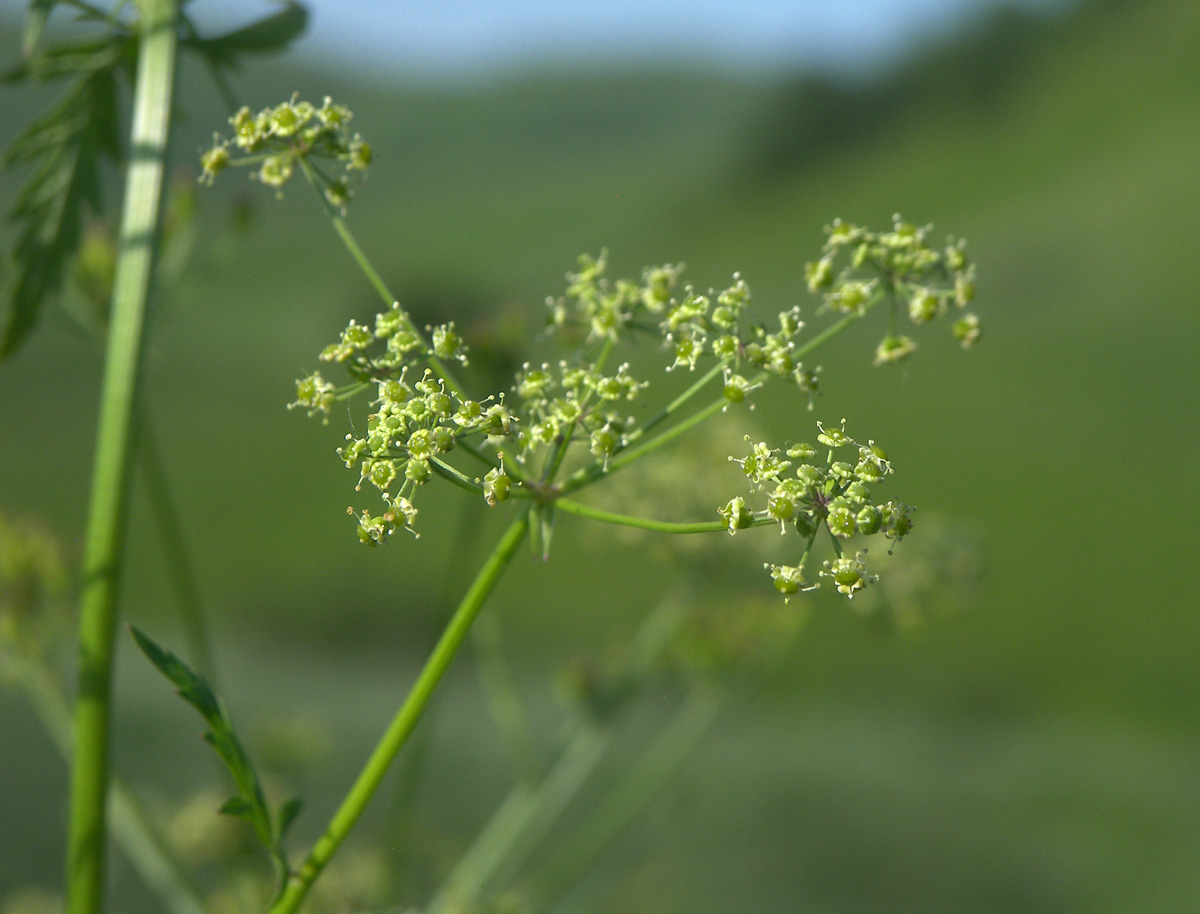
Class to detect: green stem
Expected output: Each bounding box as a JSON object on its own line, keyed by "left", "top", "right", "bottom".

{"left": 560, "top": 296, "right": 882, "bottom": 498}
{"left": 429, "top": 456, "right": 483, "bottom": 495}
{"left": 5, "top": 651, "right": 208, "bottom": 914}
{"left": 66, "top": 3, "right": 177, "bottom": 912}
{"left": 539, "top": 337, "right": 616, "bottom": 485}
{"left": 558, "top": 360, "right": 726, "bottom": 494}
{"left": 555, "top": 498, "right": 775, "bottom": 535}
{"left": 297, "top": 157, "right": 465, "bottom": 399}
{"left": 792, "top": 300, "right": 876, "bottom": 360}
{"left": 424, "top": 596, "right": 690, "bottom": 913}
{"left": 270, "top": 508, "right": 532, "bottom": 914}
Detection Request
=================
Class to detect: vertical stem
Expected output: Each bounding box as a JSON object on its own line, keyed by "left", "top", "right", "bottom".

{"left": 65, "top": 2, "right": 177, "bottom": 912}
{"left": 270, "top": 508, "right": 532, "bottom": 914}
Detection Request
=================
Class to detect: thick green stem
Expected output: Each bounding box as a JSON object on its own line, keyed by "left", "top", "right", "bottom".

{"left": 270, "top": 508, "right": 532, "bottom": 914}
{"left": 6, "top": 651, "right": 208, "bottom": 914}
{"left": 66, "top": 3, "right": 177, "bottom": 912}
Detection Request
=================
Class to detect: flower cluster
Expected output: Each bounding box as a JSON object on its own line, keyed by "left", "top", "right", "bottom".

{"left": 550, "top": 252, "right": 820, "bottom": 405}
{"left": 200, "top": 95, "right": 370, "bottom": 211}
{"left": 804, "top": 215, "right": 981, "bottom": 364}
{"left": 291, "top": 296, "right": 661, "bottom": 542}
{"left": 720, "top": 421, "right": 914, "bottom": 601}
{"left": 284, "top": 213, "right": 974, "bottom": 603}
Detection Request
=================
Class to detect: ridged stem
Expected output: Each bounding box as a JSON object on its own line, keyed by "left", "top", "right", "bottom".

{"left": 65, "top": 2, "right": 178, "bottom": 911}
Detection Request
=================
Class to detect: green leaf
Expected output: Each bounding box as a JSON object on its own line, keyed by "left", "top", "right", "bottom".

{"left": 21, "top": 0, "right": 58, "bottom": 56}
{"left": 182, "top": 1, "right": 308, "bottom": 67}
{"left": 130, "top": 625, "right": 222, "bottom": 722}
{"left": 219, "top": 795, "right": 255, "bottom": 818}
{"left": 5, "top": 37, "right": 126, "bottom": 82}
{"left": 277, "top": 796, "right": 303, "bottom": 840}
{"left": 1, "top": 61, "right": 124, "bottom": 357}
{"left": 131, "top": 625, "right": 295, "bottom": 862}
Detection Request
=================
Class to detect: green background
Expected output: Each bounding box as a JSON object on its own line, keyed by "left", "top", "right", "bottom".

{"left": 1, "top": 0, "right": 1197, "bottom": 911}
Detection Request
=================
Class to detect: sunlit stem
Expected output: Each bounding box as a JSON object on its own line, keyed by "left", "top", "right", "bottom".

{"left": 66, "top": 3, "right": 178, "bottom": 911}
{"left": 296, "top": 156, "right": 466, "bottom": 399}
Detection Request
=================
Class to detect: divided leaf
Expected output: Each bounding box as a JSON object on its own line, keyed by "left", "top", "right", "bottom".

{"left": 130, "top": 626, "right": 298, "bottom": 885}
{"left": 1, "top": 59, "right": 125, "bottom": 357}
{"left": 181, "top": 1, "right": 309, "bottom": 67}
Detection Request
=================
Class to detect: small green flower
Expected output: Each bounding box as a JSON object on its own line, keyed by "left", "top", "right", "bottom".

{"left": 290, "top": 372, "right": 336, "bottom": 419}
{"left": 483, "top": 466, "right": 511, "bottom": 506}
{"left": 199, "top": 142, "right": 229, "bottom": 185}
{"left": 826, "top": 500, "right": 856, "bottom": 538}
{"left": 257, "top": 154, "right": 294, "bottom": 189}
{"left": 718, "top": 497, "right": 754, "bottom": 535}
{"left": 405, "top": 458, "right": 431, "bottom": 485}
{"left": 722, "top": 371, "right": 761, "bottom": 404}
{"left": 821, "top": 551, "right": 877, "bottom": 598}
{"left": 387, "top": 496, "right": 419, "bottom": 536}
{"left": 365, "top": 458, "right": 397, "bottom": 492}
{"left": 354, "top": 508, "right": 393, "bottom": 546}
{"left": 830, "top": 280, "right": 871, "bottom": 314}
{"left": 816, "top": 419, "right": 851, "bottom": 449}
{"left": 908, "top": 287, "right": 941, "bottom": 324}
{"left": 874, "top": 335, "right": 917, "bottom": 366}
{"left": 954, "top": 313, "right": 982, "bottom": 348}
{"left": 432, "top": 322, "right": 468, "bottom": 363}
{"left": 764, "top": 563, "right": 818, "bottom": 600}
{"left": 805, "top": 257, "right": 834, "bottom": 292}
{"left": 348, "top": 136, "right": 372, "bottom": 171}
{"left": 856, "top": 504, "right": 883, "bottom": 535}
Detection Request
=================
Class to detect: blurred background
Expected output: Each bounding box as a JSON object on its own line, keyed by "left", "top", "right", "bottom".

{"left": 1, "top": 0, "right": 1198, "bottom": 911}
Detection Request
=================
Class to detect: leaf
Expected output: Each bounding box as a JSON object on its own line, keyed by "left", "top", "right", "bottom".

{"left": 277, "top": 796, "right": 303, "bottom": 840}
{"left": 131, "top": 626, "right": 293, "bottom": 859}
{"left": 22, "top": 0, "right": 58, "bottom": 56}
{"left": 219, "top": 795, "right": 255, "bottom": 818}
{"left": 5, "top": 38, "right": 125, "bottom": 82}
{"left": 130, "top": 625, "right": 220, "bottom": 721}
{"left": 1, "top": 61, "right": 124, "bottom": 357}
{"left": 182, "top": 1, "right": 308, "bottom": 67}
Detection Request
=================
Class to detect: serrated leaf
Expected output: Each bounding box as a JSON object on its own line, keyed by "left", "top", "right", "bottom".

{"left": 130, "top": 625, "right": 221, "bottom": 721}
{"left": 5, "top": 38, "right": 125, "bottom": 82}
{"left": 131, "top": 625, "right": 298, "bottom": 861}
{"left": 182, "top": 1, "right": 308, "bottom": 67}
{"left": 1, "top": 63, "right": 123, "bottom": 357}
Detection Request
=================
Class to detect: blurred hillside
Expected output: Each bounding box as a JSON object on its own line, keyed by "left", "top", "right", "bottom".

{"left": 2, "top": 0, "right": 1198, "bottom": 911}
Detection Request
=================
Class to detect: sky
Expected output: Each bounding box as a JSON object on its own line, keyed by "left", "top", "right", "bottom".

{"left": 4, "top": 0, "right": 1072, "bottom": 82}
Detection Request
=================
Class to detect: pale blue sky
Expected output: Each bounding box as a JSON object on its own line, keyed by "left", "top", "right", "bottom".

{"left": 5, "top": 0, "right": 1073, "bottom": 81}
